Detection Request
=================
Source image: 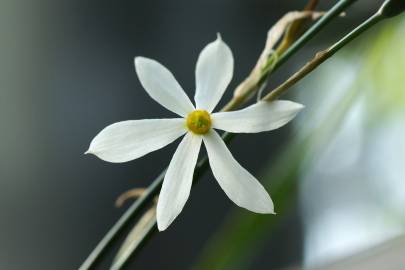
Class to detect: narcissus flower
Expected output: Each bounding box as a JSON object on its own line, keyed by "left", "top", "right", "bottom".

{"left": 86, "top": 35, "right": 304, "bottom": 231}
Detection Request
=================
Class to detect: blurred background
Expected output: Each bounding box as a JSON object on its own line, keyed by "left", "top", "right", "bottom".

{"left": 0, "top": 0, "right": 404, "bottom": 269}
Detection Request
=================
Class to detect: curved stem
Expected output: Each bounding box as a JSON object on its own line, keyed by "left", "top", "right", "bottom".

{"left": 79, "top": 133, "right": 232, "bottom": 270}
{"left": 117, "top": 13, "right": 387, "bottom": 269}
{"left": 121, "top": 12, "right": 385, "bottom": 265}
{"left": 226, "top": 0, "right": 359, "bottom": 111}
{"left": 263, "top": 11, "right": 383, "bottom": 101}
{"left": 78, "top": 170, "right": 165, "bottom": 270}
{"left": 78, "top": 1, "right": 362, "bottom": 269}
{"left": 275, "top": 0, "right": 358, "bottom": 68}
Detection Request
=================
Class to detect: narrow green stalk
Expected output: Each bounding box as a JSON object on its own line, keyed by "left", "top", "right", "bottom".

{"left": 275, "top": 0, "right": 357, "bottom": 68}
{"left": 222, "top": 0, "right": 359, "bottom": 112}
{"left": 110, "top": 152, "right": 215, "bottom": 270}
{"left": 78, "top": 170, "right": 165, "bottom": 270}
{"left": 254, "top": 0, "right": 359, "bottom": 96}
{"left": 263, "top": 0, "right": 405, "bottom": 101}
{"left": 78, "top": 1, "right": 363, "bottom": 269}
{"left": 119, "top": 10, "right": 389, "bottom": 268}
{"left": 79, "top": 138, "right": 226, "bottom": 270}
{"left": 116, "top": 9, "right": 383, "bottom": 264}
{"left": 193, "top": 68, "right": 364, "bottom": 270}
{"left": 263, "top": 11, "right": 383, "bottom": 101}
{"left": 123, "top": 2, "right": 402, "bottom": 268}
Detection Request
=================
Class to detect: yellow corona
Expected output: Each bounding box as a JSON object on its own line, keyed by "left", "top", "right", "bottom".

{"left": 186, "top": 110, "right": 212, "bottom": 134}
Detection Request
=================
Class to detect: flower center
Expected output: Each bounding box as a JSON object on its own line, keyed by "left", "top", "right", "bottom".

{"left": 186, "top": 110, "right": 212, "bottom": 134}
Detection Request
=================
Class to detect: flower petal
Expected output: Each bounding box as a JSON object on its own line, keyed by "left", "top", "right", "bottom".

{"left": 212, "top": 100, "right": 304, "bottom": 133}
{"left": 86, "top": 118, "right": 186, "bottom": 163}
{"left": 157, "top": 133, "right": 202, "bottom": 231}
{"left": 194, "top": 34, "right": 234, "bottom": 112}
{"left": 203, "top": 130, "right": 274, "bottom": 213}
{"left": 135, "top": 57, "right": 195, "bottom": 117}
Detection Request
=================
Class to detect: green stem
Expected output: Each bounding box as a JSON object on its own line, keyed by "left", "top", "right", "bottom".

{"left": 275, "top": 0, "right": 357, "bottom": 68}
{"left": 255, "top": 0, "right": 358, "bottom": 96}
{"left": 79, "top": 133, "right": 231, "bottom": 270}
{"left": 78, "top": 170, "right": 165, "bottom": 270}
{"left": 122, "top": 10, "right": 377, "bottom": 253}
{"left": 222, "top": 0, "right": 360, "bottom": 112}
{"left": 263, "top": 10, "right": 384, "bottom": 101}
{"left": 78, "top": 0, "right": 362, "bottom": 269}
{"left": 118, "top": 2, "right": 401, "bottom": 268}
{"left": 120, "top": 10, "right": 386, "bottom": 266}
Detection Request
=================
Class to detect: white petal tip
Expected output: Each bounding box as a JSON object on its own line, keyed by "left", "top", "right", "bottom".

{"left": 265, "top": 207, "right": 276, "bottom": 215}
{"left": 261, "top": 207, "right": 276, "bottom": 215}
{"left": 157, "top": 222, "right": 168, "bottom": 232}
{"left": 284, "top": 101, "right": 305, "bottom": 112}
{"left": 268, "top": 204, "right": 276, "bottom": 214}
{"left": 216, "top": 33, "right": 222, "bottom": 40}
{"left": 157, "top": 210, "right": 171, "bottom": 232}
{"left": 134, "top": 56, "right": 145, "bottom": 66}
{"left": 84, "top": 149, "right": 91, "bottom": 155}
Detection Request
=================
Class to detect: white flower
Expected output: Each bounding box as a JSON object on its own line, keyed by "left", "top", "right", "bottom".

{"left": 86, "top": 35, "right": 304, "bottom": 231}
